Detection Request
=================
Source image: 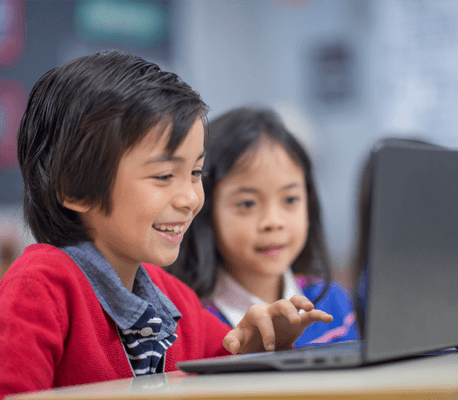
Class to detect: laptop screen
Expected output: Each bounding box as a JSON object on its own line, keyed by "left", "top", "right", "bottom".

{"left": 363, "top": 141, "right": 458, "bottom": 362}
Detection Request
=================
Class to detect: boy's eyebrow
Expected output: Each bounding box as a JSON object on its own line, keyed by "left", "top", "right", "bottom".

{"left": 142, "top": 151, "right": 206, "bottom": 166}
{"left": 230, "top": 182, "right": 303, "bottom": 196}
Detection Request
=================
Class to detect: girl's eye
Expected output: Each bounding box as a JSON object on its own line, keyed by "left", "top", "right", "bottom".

{"left": 285, "top": 196, "right": 300, "bottom": 205}
{"left": 237, "top": 200, "right": 255, "bottom": 209}
{"left": 154, "top": 174, "right": 173, "bottom": 182}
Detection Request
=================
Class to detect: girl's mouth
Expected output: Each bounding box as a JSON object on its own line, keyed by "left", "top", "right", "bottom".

{"left": 257, "top": 244, "right": 285, "bottom": 256}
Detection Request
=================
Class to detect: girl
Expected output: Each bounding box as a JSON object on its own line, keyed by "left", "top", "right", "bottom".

{"left": 169, "top": 107, "right": 358, "bottom": 346}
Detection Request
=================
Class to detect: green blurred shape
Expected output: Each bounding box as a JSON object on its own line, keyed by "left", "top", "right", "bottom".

{"left": 74, "top": 0, "right": 170, "bottom": 47}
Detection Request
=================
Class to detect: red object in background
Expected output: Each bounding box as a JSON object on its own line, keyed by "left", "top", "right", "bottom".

{"left": 0, "top": 80, "right": 27, "bottom": 170}
{"left": 0, "top": 0, "right": 25, "bottom": 67}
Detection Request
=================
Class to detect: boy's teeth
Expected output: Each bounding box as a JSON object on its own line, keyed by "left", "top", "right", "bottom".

{"left": 155, "top": 224, "right": 183, "bottom": 233}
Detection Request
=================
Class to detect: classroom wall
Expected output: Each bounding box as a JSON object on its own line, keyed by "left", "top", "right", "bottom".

{"left": 2, "top": 0, "right": 458, "bottom": 285}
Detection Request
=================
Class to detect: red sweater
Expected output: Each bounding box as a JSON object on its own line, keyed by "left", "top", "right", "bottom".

{"left": 0, "top": 244, "right": 231, "bottom": 399}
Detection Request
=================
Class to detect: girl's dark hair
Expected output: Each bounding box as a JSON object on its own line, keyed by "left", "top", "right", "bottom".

{"left": 168, "top": 107, "right": 331, "bottom": 301}
{"left": 17, "top": 49, "right": 208, "bottom": 247}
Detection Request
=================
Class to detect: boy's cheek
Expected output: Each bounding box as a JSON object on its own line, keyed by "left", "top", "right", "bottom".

{"left": 194, "top": 189, "right": 205, "bottom": 215}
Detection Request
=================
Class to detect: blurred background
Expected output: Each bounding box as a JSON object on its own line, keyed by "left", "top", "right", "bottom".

{"left": 1, "top": 0, "right": 458, "bottom": 284}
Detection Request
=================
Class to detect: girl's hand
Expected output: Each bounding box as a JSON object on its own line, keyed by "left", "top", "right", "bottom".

{"left": 222, "top": 295, "right": 333, "bottom": 354}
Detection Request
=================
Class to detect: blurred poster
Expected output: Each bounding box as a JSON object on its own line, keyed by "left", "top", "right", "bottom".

{"left": 0, "top": 0, "right": 25, "bottom": 67}
{"left": 0, "top": 80, "right": 27, "bottom": 171}
{"left": 311, "top": 41, "right": 355, "bottom": 106}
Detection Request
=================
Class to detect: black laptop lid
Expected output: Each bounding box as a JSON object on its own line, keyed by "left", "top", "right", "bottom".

{"left": 363, "top": 141, "right": 458, "bottom": 362}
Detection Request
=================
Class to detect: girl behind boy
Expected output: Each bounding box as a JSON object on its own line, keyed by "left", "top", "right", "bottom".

{"left": 0, "top": 53, "right": 333, "bottom": 399}
{"left": 169, "top": 107, "right": 358, "bottom": 346}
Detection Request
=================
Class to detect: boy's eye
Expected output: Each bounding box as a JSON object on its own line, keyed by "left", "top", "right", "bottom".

{"left": 192, "top": 169, "right": 203, "bottom": 178}
{"left": 285, "top": 196, "right": 300, "bottom": 205}
{"left": 154, "top": 174, "right": 173, "bottom": 182}
{"left": 237, "top": 200, "right": 255, "bottom": 209}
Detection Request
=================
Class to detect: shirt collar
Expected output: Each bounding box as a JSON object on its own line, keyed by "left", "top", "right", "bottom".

{"left": 210, "top": 268, "right": 303, "bottom": 327}
{"left": 61, "top": 242, "right": 181, "bottom": 339}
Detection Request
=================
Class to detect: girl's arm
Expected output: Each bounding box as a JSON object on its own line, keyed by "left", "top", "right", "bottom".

{"left": 223, "top": 295, "right": 333, "bottom": 354}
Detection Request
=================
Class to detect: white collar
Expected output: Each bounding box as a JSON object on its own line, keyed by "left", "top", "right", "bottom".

{"left": 210, "top": 268, "right": 303, "bottom": 328}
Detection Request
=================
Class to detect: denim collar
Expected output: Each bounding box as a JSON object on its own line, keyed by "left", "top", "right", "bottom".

{"left": 61, "top": 242, "right": 181, "bottom": 341}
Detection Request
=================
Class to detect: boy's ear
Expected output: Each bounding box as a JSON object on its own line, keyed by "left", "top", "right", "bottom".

{"left": 62, "top": 197, "right": 91, "bottom": 213}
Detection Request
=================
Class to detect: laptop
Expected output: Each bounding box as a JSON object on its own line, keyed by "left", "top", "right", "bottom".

{"left": 177, "top": 139, "right": 458, "bottom": 373}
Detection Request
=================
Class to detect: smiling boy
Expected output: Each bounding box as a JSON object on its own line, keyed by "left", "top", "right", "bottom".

{"left": 0, "top": 50, "right": 332, "bottom": 399}
{"left": 64, "top": 118, "right": 206, "bottom": 291}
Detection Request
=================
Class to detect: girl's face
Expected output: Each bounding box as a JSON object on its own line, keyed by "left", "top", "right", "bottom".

{"left": 212, "top": 140, "right": 308, "bottom": 285}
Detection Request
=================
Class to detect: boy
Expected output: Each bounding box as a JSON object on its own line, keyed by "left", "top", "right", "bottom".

{"left": 0, "top": 50, "right": 332, "bottom": 398}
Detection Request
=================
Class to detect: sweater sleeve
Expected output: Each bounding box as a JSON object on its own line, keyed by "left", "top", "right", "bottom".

{"left": 143, "top": 264, "right": 231, "bottom": 372}
{"left": 164, "top": 275, "right": 231, "bottom": 371}
{"left": 0, "top": 271, "right": 67, "bottom": 399}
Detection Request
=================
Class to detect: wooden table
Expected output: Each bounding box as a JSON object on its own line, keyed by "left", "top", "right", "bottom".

{"left": 6, "top": 352, "right": 458, "bottom": 400}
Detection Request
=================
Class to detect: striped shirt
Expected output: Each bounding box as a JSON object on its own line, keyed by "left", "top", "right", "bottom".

{"left": 118, "top": 305, "right": 177, "bottom": 375}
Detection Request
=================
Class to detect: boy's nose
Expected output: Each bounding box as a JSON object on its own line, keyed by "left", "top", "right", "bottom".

{"left": 174, "top": 182, "right": 201, "bottom": 212}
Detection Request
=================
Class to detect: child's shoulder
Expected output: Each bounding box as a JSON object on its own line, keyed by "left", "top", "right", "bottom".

{"left": 1, "top": 243, "right": 92, "bottom": 297}
{"left": 18, "top": 243, "right": 64, "bottom": 258}
{"left": 5, "top": 243, "right": 82, "bottom": 279}
{"left": 0, "top": 243, "right": 99, "bottom": 320}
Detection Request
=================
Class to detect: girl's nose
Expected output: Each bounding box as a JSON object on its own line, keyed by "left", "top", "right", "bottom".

{"left": 259, "top": 205, "right": 285, "bottom": 232}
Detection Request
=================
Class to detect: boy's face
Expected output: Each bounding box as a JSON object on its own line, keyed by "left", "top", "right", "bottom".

{"left": 80, "top": 117, "right": 205, "bottom": 274}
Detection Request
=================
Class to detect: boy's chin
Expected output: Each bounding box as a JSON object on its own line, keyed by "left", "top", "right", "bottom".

{"left": 145, "top": 252, "right": 180, "bottom": 268}
{"left": 155, "top": 259, "right": 177, "bottom": 268}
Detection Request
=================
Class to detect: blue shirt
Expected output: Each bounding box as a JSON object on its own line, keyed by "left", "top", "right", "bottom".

{"left": 294, "top": 279, "right": 359, "bottom": 347}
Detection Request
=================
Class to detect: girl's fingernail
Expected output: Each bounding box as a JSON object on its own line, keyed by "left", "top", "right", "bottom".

{"left": 267, "top": 343, "right": 275, "bottom": 351}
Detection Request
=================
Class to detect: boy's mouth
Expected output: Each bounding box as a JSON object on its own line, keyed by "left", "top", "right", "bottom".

{"left": 152, "top": 223, "right": 185, "bottom": 244}
{"left": 152, "top": 223, "right": 185, "bottom": 235}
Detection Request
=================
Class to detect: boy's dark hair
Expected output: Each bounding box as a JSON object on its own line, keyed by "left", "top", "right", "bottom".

{"left": 18, "top": 49, "right": 208, "bottom": 247}
{"left": 168, "top": 107, "right": 331, "bottom": 302}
